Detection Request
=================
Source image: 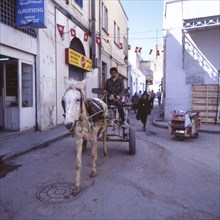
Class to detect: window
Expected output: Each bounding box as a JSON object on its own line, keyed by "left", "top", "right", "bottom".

{"left": 6, "top": 63, "right": 18, "bottom": 97}
{"left": 102, "top": 3, "right": 108, "bottom": 32}
{"left": 75, "top": 0, "right": 83, "bottom": 8}
{"left": 123, "top": 36, "right": 128, "bottom": 54}
{"left": 114, "top": 22, "right": 120, "bottom": 45}
{"left": 22, "top": 63, "right": 33, "bottom": 107}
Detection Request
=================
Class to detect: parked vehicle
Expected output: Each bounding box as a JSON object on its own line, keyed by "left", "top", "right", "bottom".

{"left": 169, "top": 110, "right": 202, "bottom": 140}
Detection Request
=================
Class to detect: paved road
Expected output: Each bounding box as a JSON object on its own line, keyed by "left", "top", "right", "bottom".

{"left": 0, "top": 109, "right": 219, "bottom": 219}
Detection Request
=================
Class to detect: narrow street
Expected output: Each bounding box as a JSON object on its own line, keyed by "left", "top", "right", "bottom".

{"left": 0, "top": 106, "right": 219, "bottom": 220}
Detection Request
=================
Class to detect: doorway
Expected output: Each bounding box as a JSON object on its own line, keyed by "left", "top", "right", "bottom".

{"left": 0, "top": 57, "right": 19, "bottom": 131}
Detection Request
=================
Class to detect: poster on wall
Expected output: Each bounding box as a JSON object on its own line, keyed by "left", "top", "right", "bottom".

{"left": 16, "top": 0, "right": 46, "bottom": 28}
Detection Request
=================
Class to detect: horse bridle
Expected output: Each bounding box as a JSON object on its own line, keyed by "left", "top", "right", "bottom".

{"left": 62, "top": 87, "right": 84, "bottom": 118}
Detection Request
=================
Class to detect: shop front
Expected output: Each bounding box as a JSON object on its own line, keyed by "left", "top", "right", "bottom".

{"left": 0, "top": 52, "right": 35, "bottom": 132}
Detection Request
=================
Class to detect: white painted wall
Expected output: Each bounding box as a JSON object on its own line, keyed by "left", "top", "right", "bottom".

{"left": 164, "top": 0, "right": 220, "bottom": 119}
{"left": 128, "top": 50, "right": 146, "bottom": 96}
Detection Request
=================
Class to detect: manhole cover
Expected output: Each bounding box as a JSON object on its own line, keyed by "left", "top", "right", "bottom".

{"left": 36, "top": 183, "right": 82, "bottom": 203}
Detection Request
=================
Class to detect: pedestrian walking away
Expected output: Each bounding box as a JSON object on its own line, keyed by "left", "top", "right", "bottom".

{"left": 131, "top": 92, "right": 140, "bottom": 113}
{"left": 137, "top": 93, "right": 151, "bottom": 131}
{"left": 138, "top": 90, "right": 142, "bottom": 98}
{"left": 149, "top": 90, "right": 156, "bottom": 109}
{"left": 156, "top": 89, "right": 162, "bottom": 106}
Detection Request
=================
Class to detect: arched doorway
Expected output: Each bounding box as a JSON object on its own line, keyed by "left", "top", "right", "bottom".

{"left": 69, "top": 37, "right": 86, "bottom": 81}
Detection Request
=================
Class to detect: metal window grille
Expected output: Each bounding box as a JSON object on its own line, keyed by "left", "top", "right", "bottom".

{"left": 0, "top": 0, "right": 37, "bottom": 38}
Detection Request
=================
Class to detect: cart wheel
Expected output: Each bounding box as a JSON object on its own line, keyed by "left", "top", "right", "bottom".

{"left": 129, "top": 128, "right": 136, "bottom": 155}
{"left": 82, "top": 140, "right": 87, "bottom": 153}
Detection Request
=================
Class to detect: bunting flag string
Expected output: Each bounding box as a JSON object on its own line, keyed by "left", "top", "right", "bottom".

{"left": 103, "top": 38, "right": 110, "bottom": 43}
{"left": 96, "top": 36, "right": 102, "bottom": 46}
{"left": 84, "top": 32, "right": 89, "bottom": 42}
{"left": 70, "top": 28, "right": 76, "bottom": 37}
{"left": 57, "top": 24, "right": 65, "bottom": 38}
{"left": 119, "top": 43, "right": 123, "bottom": 49}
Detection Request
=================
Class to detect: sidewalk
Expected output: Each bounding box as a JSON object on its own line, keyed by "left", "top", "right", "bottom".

{"left": 152, "top": 105, "right": 220, "bottom": 134}
{"left": 0, "top": 125, "right": 70, "bottom": 161}
{"left": 0, "top": 106, "right": 219, "bottom": 161}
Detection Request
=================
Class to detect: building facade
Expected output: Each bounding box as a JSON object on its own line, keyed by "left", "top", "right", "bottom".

{"left": 163, "top": 0, "right": 220, "bottom": 123}
{"left": 128, "top": 49, "right": 146, "bottom": 98}
{"left": 0, "top": 0, "right": 128, "bottom": 132}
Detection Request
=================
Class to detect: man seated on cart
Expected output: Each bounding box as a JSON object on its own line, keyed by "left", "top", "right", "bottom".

{"left": 104, "top": 67, "right": 127, "bottom": 126}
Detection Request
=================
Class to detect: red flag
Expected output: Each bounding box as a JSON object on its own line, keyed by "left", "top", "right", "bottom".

{"left": 57, "top": 24, "right": 65, "bottom": 37}
{"left": 119, "top": 43, "right": 123, "bottom": 49}
{"left": 135, "top": 47, "right": 139, "bottom": 53}
{"left": 103, "top": 38, "right": 109, "bottom": 43}
{"left": 96, "top": 37, "right": 102, "bottom": 46}
{"left": 84, "top": 32, "right": 89, "bottom": 42}
{"left": 70, "top": 29, "right": 76, "bottom": 37}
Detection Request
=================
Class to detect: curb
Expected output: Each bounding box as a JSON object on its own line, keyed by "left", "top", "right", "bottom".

{"left": 2, "top": 132, "right": 70, "bottom": 161}
{"left": 152, "top": 116, "right": 220, "bottom": 134}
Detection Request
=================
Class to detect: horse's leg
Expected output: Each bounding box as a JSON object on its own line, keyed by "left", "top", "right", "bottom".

{"left": 90, "top": 129, "right": 98, "bottom": 177}
{"left": 103, "top": 125, "right": 107, "bottom": 156}
{"left": 74, "top": 137, "right": 83, "bottom": 193}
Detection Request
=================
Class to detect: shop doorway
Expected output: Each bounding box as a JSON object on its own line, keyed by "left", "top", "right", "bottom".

{"left": 0, "top": 56, "right": 19, "bottom": 131}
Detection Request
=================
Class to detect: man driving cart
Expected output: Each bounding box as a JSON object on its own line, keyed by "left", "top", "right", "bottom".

{"left": 104, "top": 67, "right": 127, "bottom": 126}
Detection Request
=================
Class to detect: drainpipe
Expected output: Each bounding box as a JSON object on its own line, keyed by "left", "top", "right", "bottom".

{"left": 34, "top": 55, "right": 39, "bottom": 131}
{"left": 55, "top": 6, "right": 58, "bottom": 126}
{"left": 98, "top": 0, "right": 102, "bottom": 90}
{"left": 91, "top": 0, "right": 96, "bottom": 69}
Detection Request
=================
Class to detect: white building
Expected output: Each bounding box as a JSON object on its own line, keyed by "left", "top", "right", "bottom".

{"left": 128, "top": 49, "right": 146, "bottom": 97}
{"left": 163, "top": 0, "right": 220, "bottom": 123}
{"left": 0, "top": 0, "right": 128, "bottom": 132}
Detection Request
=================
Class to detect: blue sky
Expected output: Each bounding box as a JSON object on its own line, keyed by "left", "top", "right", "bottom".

{"left": 121, "top": 0, "right": 164, "bottom": 60}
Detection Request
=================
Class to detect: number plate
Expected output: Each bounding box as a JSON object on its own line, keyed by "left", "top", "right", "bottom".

{"left": 176, "top": 130, "right": 184, "bottom": 134}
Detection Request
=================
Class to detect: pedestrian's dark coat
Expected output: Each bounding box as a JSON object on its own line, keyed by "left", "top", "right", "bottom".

{"left": 137, "top": 94, "right": 151, "bottom": 130}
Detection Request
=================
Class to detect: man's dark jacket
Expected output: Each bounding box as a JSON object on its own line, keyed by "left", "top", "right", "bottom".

{"left": 104, "top": 76, "right": 125, "bottom": 99}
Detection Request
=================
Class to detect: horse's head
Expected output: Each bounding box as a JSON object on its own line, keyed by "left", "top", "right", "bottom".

{"left": 62, "top": 78, "right": 86, "bottom": 131}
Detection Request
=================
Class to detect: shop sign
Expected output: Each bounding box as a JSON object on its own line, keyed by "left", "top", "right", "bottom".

{"left": 65, "top": 48, "right": 92, "bottom": 72}
{"left": 16, "top": 0, "right": 46, "bottom": 28}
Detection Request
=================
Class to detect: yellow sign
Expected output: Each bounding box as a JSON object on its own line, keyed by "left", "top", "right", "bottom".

{"left": 65, "top": 48, "right": 92, "bottom": 72}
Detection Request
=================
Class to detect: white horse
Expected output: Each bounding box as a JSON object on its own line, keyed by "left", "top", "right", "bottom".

{"left": 61, "top": 78, "right": 108, "bottom": 193}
